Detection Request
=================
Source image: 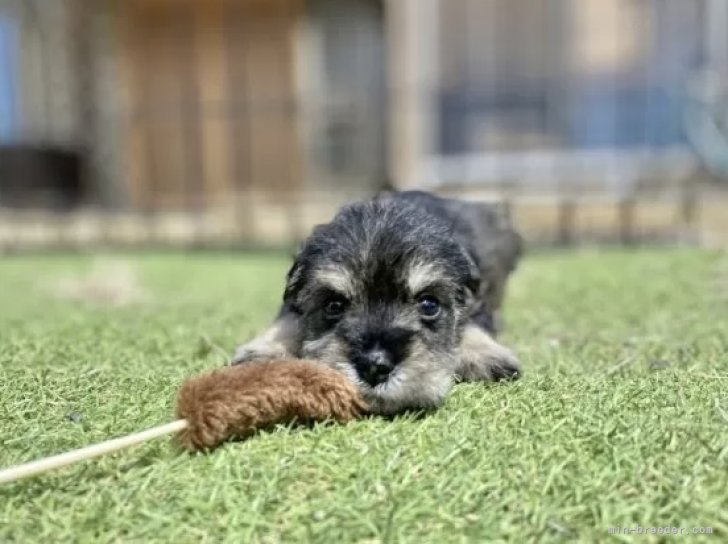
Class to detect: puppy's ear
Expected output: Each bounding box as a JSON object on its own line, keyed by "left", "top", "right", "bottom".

{"left": 284, "top": 223, "right": 329, "bottom": 306}
{"left": 283, "top": 258, "right": 305, "bottom": 307}
{"left": 461, "top": 247, "right": 481, "bottom": 298}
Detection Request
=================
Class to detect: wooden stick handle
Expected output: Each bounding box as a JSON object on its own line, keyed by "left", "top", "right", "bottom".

{"left": 0, "top": 419, "right": 189, "bottom": 485}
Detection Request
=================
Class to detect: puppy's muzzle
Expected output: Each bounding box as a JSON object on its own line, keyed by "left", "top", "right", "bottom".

{"left": 353, "top": 348, "right": 395, "bottom": 386}
{"left": 344, "top": 325, "right": 414, "bottom": 386}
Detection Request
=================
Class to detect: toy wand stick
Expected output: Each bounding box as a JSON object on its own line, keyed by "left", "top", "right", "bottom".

{"left": 0, "top": 420, "right": 188, "bottom": 485}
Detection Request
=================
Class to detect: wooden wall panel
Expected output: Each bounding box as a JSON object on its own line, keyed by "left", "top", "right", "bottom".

{"left": 195, "top": 0, "right": 233, "bottom": 203}
{"left": 226, "top": 0, "right": 304, "bottom": 194}
{"left": 119, "top": 0, "right": 304, "bottom": 210}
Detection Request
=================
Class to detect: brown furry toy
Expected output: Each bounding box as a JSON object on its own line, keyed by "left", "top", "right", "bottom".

{"left": 176, "top": 359, "right": 369, "bottom": 451}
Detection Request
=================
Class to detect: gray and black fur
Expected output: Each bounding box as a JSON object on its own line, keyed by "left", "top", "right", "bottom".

{"left": 231, "top": 191, "right": 522, "bottom": 414}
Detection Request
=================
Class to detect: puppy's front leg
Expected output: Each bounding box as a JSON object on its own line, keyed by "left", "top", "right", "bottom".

{"left": 230, "top": 311, "right": 299, "bottom": 365}
{"left": 455, "top": 323, "right": 521, "bottom": 382}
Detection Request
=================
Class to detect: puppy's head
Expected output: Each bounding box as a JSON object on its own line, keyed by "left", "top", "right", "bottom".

{"left": 284, "top": 199, "right": 479, "bottom": 414}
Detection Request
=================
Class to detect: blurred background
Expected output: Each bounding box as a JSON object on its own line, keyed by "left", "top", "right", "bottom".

{"left": 0, "top": 0, "right": 727, "bottom": 251}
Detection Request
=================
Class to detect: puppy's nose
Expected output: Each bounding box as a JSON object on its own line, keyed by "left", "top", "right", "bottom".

{"left": 356, "top": 349, "right": 394, "bottom": 386}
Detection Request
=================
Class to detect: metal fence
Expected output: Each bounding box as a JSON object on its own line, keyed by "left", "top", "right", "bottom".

{"left": 0, "top": 0, "right": 727, "bottom": 251}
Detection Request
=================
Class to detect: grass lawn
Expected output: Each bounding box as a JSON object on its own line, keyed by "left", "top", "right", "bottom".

{"left": 1, "top": 248, "right": 727, "bottom": 542}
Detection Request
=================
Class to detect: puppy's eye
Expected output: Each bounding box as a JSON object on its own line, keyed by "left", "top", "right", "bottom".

{"left": 417, "top": 295, "right": 441, "bottom": 319}
{"left": 323, "top": 298, "right": 347, "bottom": 319}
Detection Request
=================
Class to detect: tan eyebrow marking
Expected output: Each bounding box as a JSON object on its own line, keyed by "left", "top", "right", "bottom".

{"left": 407, "top": 260, "right": 444, "bottom": 295}
{"left": 314, "top": 265, "right": 357, "bottom": 299}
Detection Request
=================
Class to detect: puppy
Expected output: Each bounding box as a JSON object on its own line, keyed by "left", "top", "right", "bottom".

{"left": 231, "top": 191, "right": 522, "bottom": 414}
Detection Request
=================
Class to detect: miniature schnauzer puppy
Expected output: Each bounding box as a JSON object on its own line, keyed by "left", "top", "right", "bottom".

{"left": 231, "top": 191, "right": 522, "bottom": 414}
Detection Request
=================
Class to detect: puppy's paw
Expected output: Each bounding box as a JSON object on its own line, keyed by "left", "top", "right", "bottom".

{"left": 454, "top": 324, "right": 522, "bottom": 382}
{"left": 229, "top": 315, "right": 300, "bottom": 366}
{"left": 229, "top": 341, "right": 291, "bottom": 366}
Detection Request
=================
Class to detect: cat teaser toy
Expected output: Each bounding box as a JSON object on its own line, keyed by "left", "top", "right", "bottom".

{"left": 0, "top": 360, "right": 367, "bottom": 484}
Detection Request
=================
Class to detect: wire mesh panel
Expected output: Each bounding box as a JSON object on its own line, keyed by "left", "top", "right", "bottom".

{"left": 430, "top": 0, "right": 707, "bottom": 186}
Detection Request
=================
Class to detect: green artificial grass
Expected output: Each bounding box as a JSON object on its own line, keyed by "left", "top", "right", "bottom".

{"left": 1, "top": 249, "right": 727, "bottom": 542}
